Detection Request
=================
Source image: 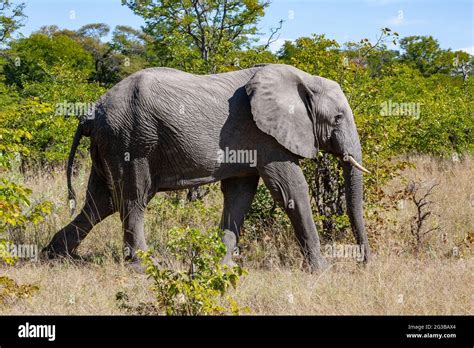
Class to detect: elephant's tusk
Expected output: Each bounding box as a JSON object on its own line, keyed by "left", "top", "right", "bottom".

{"left": 343, "top": 154, "right": 371, "bottom": 174}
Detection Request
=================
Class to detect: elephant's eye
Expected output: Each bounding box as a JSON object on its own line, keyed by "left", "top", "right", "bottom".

{"left": 335, "top": 113, "right": 343, "bottom": 124}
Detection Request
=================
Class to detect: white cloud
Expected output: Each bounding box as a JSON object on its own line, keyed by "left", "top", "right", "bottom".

{"left": 458, "top": 46, "right": 474, "bottom": 55}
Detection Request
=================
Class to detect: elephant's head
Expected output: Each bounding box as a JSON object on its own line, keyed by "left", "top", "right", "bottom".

{"left": 246, "top": 64, "right": 371, "bottom": 261}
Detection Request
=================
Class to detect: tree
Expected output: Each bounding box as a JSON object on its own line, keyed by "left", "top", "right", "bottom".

{"left": 450, "top": 50, "right": 473, "bottom": 82}
{"left": 123, "top": 0, "right": 269, "bottom": 72}
{"left": 0, "top": 0, "right": 25, "bottom": 45}
{"left": 34, "top": 24, "right": 148, "bottom": 85}
{"left": 399, "top": 35, "right": 452, "bottom": 76}
{"left": 278, "top": 34, "right": 341, "bottom": 80}
{"left": 73, "top": 24, "right": 119, "bottom": 85}
{"left": 35, "top": 25, "right": 60, "bottom": 37}
{"left": 111, "top": 25, "right": 147, "bottom": 56}
{"left": 77, "top": 23, "right": 110, "bottom": 40}
{"left": 3, "top": 32, "right": 94, "bottom": 88}
{"left": 110, "top": 25, "right": 151, "bottom": 78}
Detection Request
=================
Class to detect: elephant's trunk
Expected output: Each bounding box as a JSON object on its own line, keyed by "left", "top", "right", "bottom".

{"left": 342, "top": 153, "right": 371, "bottom": 262}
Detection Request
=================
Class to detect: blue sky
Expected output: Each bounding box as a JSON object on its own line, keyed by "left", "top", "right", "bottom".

{"left": 17, "top": 0, "right": 474, "bottom": 54}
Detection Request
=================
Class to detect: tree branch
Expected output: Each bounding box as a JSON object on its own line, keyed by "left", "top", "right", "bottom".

{"left": 261, "top": 19, "right": 283, "bottom": 50}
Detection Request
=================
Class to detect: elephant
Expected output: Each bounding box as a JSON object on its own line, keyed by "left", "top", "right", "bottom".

{"left": 43, "top": 63, "right": 371, "bottom": 272}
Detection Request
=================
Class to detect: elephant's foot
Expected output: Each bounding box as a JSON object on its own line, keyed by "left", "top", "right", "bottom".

{"left": 220, "top": 230, "right": 239, "bottom": 268}
{"left": 40, "top": 245, "right": 80, "bottom": 261}
{"left": 125, "top": 255, "right": 161, "bottom": 274}
{"left": 42, "top": 227, "right": 84, "bottom": 261}
{"left": 220, "top": 255, "right": 237, "bottom": 269}
{"left": 303, "top": 256, "right": 330, "bottom": 274}
{"left": 362, "top": 246, "right": 372, "bottom": 263}
{"left": 359, "top": 248, "right": 375, "bottom": 268}
{"left": 125, "top": 259, "right": 147, "bottom": 273}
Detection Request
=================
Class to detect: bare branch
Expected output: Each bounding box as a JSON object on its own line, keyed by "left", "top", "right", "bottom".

{"left": 407, "top": 180, "right": 441, "bottom": 257}
{"left": 261, "top": 19, "right": 283, "bottom": 50}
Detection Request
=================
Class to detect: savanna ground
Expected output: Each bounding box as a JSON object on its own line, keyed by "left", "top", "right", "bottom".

{"left": 1, "top": 155, "right": 472, "bottom": 315}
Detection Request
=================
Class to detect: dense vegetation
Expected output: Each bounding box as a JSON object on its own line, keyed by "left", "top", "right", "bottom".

{"left": 0, "top": 0, "right": 472, "bottom": 313}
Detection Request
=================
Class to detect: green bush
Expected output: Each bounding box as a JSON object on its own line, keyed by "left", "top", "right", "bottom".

{"left": 0, "top": 276, "right": 39, "bottom": 306}
{"left": 0, "top": 127, "right": 52, "bottom": 236}
{"left": 0, "top": 123, "right": 45, "bottom": 307}
{"left": 0, "top": 63, "right": 106, "bottom": 167}
{"left": 3, "top": 33, "right": 94, "bottom": 88}
{"left": 138, "top": 227, "right": 248, "bottom": 315}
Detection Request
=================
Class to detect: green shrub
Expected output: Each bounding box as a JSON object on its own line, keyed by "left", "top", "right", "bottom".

{"left": 0, "top": 127, "right": 53, "bottom": 236}
{"left": 0, "top": 63, "right": 106, "bottom": 168}
{"left": 0, "top": 276, "right": 39, "bottom": 306}
{"left": 3, "top": 33, "right": 94, "bottom": 88}
{"left": 138, "top": 227, "right": 248, "bottom": 315}
{"left": 0, "top": 126, "right": 44, "bottom": 307}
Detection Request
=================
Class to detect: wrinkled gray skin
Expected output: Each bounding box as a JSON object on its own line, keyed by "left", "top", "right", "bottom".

{"left": 43, "top": 64, "right": 371, "bottom": 271}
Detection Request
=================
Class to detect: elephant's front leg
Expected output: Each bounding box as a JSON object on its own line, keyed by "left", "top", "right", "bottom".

{"left": 259, "top": 160, "right": 328, "bottom": 272}
{"left": 220, "top": 176, "right": 260, "bottom": 266}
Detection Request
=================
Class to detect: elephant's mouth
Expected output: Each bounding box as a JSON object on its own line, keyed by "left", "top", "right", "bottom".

{"left": 342, "top": 153, "right": 371, "bottom": 174}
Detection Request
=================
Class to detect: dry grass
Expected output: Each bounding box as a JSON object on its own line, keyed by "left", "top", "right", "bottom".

{"left": 371, "top": 155, "right": 474, "bottom": 259}
{"left": 2, "top": 257, "right": 472, "bottom": 315}
{"left": 1, "top": 155, "right": 473, "bottom": 315}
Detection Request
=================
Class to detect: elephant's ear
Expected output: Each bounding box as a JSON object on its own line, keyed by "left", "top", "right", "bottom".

{"left": 245, "top": 64, "right": 318, "bottom": 159}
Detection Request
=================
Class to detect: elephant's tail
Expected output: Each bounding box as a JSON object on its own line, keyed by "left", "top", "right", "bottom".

{"left": 67, "top": 123, "right": 83, "bottom": 216}
{"left": 67, "top": 116, "right": 94, "bottom": 216}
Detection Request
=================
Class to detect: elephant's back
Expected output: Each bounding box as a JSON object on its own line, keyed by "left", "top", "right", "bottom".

{"left": 132, "top": 67, "right": 258, "bottom": 114}
{"left": 91, "top": 67, "right": 262, "bottom": 181}
{"left": 99, "top": 67, "right": 258, "bottom": 130}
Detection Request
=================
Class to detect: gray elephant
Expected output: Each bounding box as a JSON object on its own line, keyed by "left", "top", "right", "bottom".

{"left": 43, "top": 63, "right": 371, "bottom": 271}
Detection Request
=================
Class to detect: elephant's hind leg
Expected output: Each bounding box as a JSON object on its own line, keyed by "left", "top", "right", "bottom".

{"left": 120, "top": 199, "right": 148, "bottom": 263}
{"left": 119, "top": 158, "right": 153, "bottom": 264}
{"left": 44, "top": 169, "right": 116, "bottom": 258}
{"left": 220, "top": 175, "right": 259, "bottom": 266}
{"left": 258, "top": 160, "right": 328, "bottom": 272}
